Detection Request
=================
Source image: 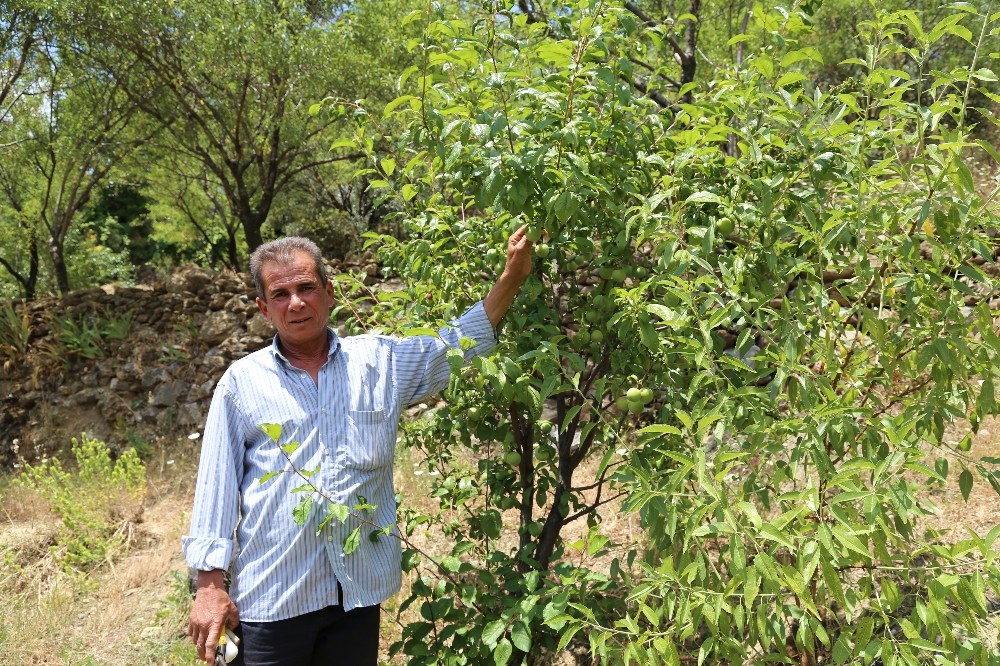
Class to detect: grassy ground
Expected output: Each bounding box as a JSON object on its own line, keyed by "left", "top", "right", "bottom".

{"left": 1, "top": 419, "right": 997, "bottom": 665}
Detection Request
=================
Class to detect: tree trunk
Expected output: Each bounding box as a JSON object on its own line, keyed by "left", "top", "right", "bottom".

{"left": 242, "top": 210, "right": 265, "bottom": 253}
{"left": 225, "top": 227, "right": 240, "bottom": 270}
{"left": 48, "top": 235, "right": 69, "bottom": 294}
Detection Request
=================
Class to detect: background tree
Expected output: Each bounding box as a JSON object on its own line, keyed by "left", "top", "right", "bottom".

{"left": 63, "top": 0, "right": 426, "bottom": 263}
{"left": 0, "top": 0, "right": 45, "bottom": 298}
{"left": 26, "top": 38, "right": 147, "bottom": 294}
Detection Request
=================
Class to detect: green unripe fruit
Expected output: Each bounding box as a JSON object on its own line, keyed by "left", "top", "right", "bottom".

{"left": 504, "top": 450, "right": 522, "bottom": 467}
{"left": 590, "top": 329, "right": 604, "bottom": 344}
{"left": 627, "top": 400, "right": 644, "bottom": 414}
{"left": 611, "top": 268, "right": 627, "bottom": 282}
{"left": 626, "top": 387, "right": 642, "bottom": 401}
{"left": 535, "top": 445, "right": 554, "bottom": 461}
{"left": 535, "top": 243, "right": 551, "bottom": 258}
{"left": 638, "top": 387, "right": 654, "bottom": 404}
{"left": 575, "top": 329, "right": 590, "bottom": 345}
{"left": 615, "top": 396, "right": 629, "bottom": 411}
{"left": 528, "top": 522, "right": 543, "bottom": 537}
{"left": 715, "top": 217, "right": 735, "bottom": 237}
{"left": 525, "top": 227, "right": 542, "bottom": 242}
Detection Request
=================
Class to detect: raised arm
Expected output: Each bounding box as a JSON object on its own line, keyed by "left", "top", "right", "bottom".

{"left": 483, "top": 224, "right": 534, "bottom": 327}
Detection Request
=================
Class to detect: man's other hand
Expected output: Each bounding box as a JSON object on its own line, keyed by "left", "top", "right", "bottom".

{"left": 188, "top": 570, "right": 240, "bottom": 664}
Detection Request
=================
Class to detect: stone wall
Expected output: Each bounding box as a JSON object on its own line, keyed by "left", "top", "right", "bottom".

{"left": 0, "top": 254, "right": 381, "bottom": 467}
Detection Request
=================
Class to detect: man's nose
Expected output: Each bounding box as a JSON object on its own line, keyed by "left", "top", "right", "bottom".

{"left": 289, "top": 292, "right": 305, "bottom": 308}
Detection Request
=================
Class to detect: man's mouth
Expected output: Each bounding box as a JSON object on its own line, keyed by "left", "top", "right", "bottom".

{"left": 290, "top": 316, "right": 310, "bottom": 325}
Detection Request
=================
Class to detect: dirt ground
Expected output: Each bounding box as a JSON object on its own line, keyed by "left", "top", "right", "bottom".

{"left": 1, "top": 414, "right": 999, "bottom": 665}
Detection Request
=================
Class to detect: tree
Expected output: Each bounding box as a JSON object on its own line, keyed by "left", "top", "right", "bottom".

{"left": 0, "top": 0, "right": 44, "bottom": 130}
{"left": 0, "top": 0, "right": 45, "bottom": 298}
{"left": 63, "top": 0, "right": 425, "bottom": 263}
{"left": 25, "top": 40, "right": 146, "bottom": 294}
{"left": 317, "top": 2, "right": 1000, "bottom": 664}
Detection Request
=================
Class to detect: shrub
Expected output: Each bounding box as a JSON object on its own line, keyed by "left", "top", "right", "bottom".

{"left": 18, "top": 433, "right": 146, "bottom": 571}
{"left": 0, "top": 300, "right": 31, "bottom": 371}
{"left": 315, "top": 2, "right": 1000, "bottom": 664}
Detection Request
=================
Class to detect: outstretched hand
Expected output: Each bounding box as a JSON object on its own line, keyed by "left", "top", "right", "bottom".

{"left": 504, "top": 225, "right": 534, "bottom": 282}
{"left": 483, "top": 224, "right": 535, "bottom": 327}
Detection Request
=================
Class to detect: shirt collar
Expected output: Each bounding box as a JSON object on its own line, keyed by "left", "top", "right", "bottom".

{"left": 268, "top": 327, "right": 341, "bottom": 365}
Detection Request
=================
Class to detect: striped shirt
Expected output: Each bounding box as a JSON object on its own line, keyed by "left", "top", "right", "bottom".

{"left": 182, "top": 302, "right": 497, "bottom": 621}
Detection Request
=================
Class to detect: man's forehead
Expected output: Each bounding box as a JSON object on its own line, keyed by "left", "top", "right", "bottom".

{"left": 262, "top": 253, "right": 322, "bottom": 288}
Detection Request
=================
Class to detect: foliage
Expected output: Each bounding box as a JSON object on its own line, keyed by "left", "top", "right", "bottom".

{"left": 0, "top": 300, "right": 31, "bottom": 369}
{"left": 17, "top": 433, "right": 146, "bottom": 571}
{"left": 315, "top": 1, "right": 1000, "bottom": 664}
{"left": 65, "top": 226, "right": 136, "bottom": 289}
{"left": 36, "top": 307, "right": 133, "bottom": 368}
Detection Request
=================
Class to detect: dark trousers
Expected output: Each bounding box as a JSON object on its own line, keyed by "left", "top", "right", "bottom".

{"left": 232, "top": 603, "right": 380, "bottom": 666}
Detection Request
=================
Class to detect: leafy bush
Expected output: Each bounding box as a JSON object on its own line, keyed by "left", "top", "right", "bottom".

{"left": 18, "top": 433, "right": 146, "bottom": 571}
{"left": 316, "top": 2, "right": 1000, "bottom": 664}
{"left": 0, "top": 300, "right": 31, "bottom": 370}
{"left": 36, "top": 307, "right": 134, "bottom": 368}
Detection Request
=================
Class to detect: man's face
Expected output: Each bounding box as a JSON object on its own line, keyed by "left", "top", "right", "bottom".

{"left": 255, "top": 250, "right": 335, "bottom": 348}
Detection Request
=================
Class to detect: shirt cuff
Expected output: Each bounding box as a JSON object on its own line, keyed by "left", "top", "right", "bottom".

{"left": 182, "top": 535, "right": 234, "bottom": 572}
{"left": 459, "top": 301, "right": 499, "bottom": 348}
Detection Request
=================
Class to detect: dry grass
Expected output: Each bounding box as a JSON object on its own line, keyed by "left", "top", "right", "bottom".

{"left": 1, "top": 416, "right": 998, "bottom": 665}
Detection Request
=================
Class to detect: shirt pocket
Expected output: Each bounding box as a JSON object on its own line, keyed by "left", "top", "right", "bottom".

{"left": 346, "top": 409, "right": 394, "bottom": 470}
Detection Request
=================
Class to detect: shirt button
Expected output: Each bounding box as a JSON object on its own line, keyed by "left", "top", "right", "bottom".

{"left": 327, "top": 535, "right": 334, "bottom": 542}
{"left": 322, "top": 408, "right": 328, "bottom": 414}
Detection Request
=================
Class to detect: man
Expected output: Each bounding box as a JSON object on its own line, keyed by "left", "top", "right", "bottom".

{"left": 183, "top": 227, "right": 532, "bottom": 665}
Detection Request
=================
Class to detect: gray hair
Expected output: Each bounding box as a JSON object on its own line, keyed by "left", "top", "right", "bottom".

{"left": 249, "top": 237, "right": 329, "bottom": 300}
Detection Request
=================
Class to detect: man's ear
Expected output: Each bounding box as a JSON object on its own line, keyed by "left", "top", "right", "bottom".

{"left": 324, "top": 280, "right": 335, "bottom": 304}
{"left": 256, "top": 296, "right": 270, "bottom": 320}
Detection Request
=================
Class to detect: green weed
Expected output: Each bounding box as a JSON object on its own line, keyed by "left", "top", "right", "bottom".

{"left": 0, "top": 300, "right": 31, "bottom": 369}
{"left": 17, "top": 433, "right": 147, "bottom": 571}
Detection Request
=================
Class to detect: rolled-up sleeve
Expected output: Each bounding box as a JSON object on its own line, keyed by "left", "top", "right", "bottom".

{"left": 392, "top": 301, "right": 498, "bottom": 407}
{"left": 181, "top": 381, "right": 248, "bottom": 571}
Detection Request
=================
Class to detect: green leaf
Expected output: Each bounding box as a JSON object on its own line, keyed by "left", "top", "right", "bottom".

{"left": 776, "top": 72, "right": 808, "bottom": 88}
{"left": 493, "top": 637, "right": 513, "bottom": 665}
{"left": 344, "top": 527, "right": 362, "bottom": 554}
{"left": 511, "top": 620, "right": 531, "bottom": 652}
{"left": 907, "top": 638, "right": 948, "bottom": 653}
{"left": 327, "top": 502, "right": 350, "bottom": 523}
{"left": 854, "top": 617, "right": 874, "bottom": 657}
{"left": 685, "top": 191, "right": 722, "bottom": 204}
{"left": 959, "top": 468, "right": 973, "bottom": 502}
{"left": 260, "top": 423, "right": 282, "bottom": 442}
{"left": 292, "top": 496, "right": 314, "bottom": 526}
{"left": 258, "top": 470, "right": 280, "bottom": 485}
{"left": 957, "top": 578, "right": 988, "bottom": 616}
{"left": 330, "top": 138, "right": 357, "bottom": 151}
{"left": 482, "top": 620, "right": 505, "bottom": 648}
{"left": 281, "top": 441, "right": 300, "bottom": 455}
{"left": 744, "top": 564, "right": 759, "bottom": 610}
{"left": 759, "top": 523, "right": 795, "bottom": 550}
{"left": 553, "top": 190, "right": 580, "bottom": 223}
